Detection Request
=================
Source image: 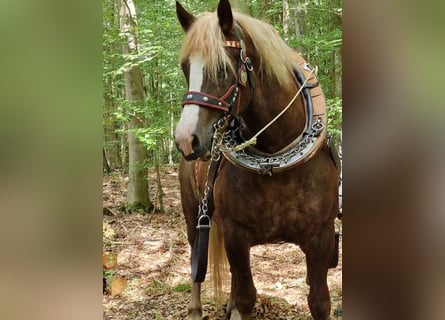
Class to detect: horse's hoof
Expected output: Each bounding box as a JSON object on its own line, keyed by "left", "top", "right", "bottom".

{"left": 229, "top": 309, "right": 242, "bottom": 320}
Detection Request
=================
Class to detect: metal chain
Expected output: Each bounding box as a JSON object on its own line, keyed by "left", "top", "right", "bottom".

{"left": 196, "top": 118, "right": 229, "bottom": 226}
{"left": 212, "top": 117, "right": 324, "bottom": 169}
{"left": 196, "top": 176, "right": 211, "bottom": 228}
{"left": 210, "top": 117, "right": 227, "bottom": 162}
{"left": 197, "top": 115, "right": 324, "bottom": 224}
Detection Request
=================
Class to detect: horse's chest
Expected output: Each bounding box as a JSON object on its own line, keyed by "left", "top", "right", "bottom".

{"left": 214, "top": 173, "right": 316, "bottom": 237}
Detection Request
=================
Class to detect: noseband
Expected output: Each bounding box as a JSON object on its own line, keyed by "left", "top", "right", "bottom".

{"left": 181, "top": 25, "right": 254, "bottom": 121}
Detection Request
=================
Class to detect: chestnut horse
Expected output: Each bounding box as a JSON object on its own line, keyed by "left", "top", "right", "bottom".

{"left": 174, "top": 1, "right": 339, "bottom": 319}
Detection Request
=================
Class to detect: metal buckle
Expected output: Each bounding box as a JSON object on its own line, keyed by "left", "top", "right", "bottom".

{"left": 196, "top": 214, "right": 211, "bottom": 229}
{"left": 311, "top": 117, "right": 324, "bottom": 135}
{"left": 244, "top": 57, "right": 253, "bottom": 72}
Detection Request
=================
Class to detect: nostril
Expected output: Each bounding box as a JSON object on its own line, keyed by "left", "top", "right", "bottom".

{"left": 191, "top": 134, "right": 200, "bottom": 152}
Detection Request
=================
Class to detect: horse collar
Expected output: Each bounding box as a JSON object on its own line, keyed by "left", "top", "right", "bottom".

{"left": 217, "top": 59, "right": 328, "bottom": 175}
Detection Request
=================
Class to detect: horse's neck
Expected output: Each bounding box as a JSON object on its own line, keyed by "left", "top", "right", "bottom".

{"left": 243, "top": 81, "right": 306, "bottom": 154}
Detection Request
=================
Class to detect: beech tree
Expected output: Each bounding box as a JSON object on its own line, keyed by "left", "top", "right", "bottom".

{"left": 119, "top": 0, "right": 152, "bottom": 211}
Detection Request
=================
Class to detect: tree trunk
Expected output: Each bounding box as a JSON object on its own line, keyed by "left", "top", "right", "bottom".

{"left": 103, "top": 76, "right": 122, "bottom": 170}
{"left": 294, "top": 0, "right": 307, "bottom": 55}
{"left": 330, "top": 0, "right": 342, "bottom": 98}
{"left": 232, "top": 0, "right": 251, "bottom": 14}
{"left": 168, "top": 110, "right": 174, "bottom": 165}
{"left": 103, "top": 147, "right": 112, "bottom": 175}
{"left": 119, "top": 0, "right": 152, "bottom": 211}
{"left": 103, "top": 0, "right": 122, "bottom": 171}
{"left": 154, "top": 150, "right": 164, "bottom": 214}
{"left": 283, "top": 0, "right": 290, "bottom": 43}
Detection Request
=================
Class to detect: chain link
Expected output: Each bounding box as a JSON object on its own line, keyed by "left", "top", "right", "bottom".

{"left": 210, "top": 118, "right": 225, "bottom": 161}
{"left": 197, "top": 116, "right": 323, "bottom": 221}
{"left": 212, "top": 117, "right": 322, "bottom": 169}
{"left": 196, "top": 117, "right": 229, "bottom": 224}
{"left": 197, "top": 178, "right": 211, "bottom": 227}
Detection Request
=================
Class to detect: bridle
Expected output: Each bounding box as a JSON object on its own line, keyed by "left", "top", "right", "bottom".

{"left": 181, "top": 25, "right": 254, "bottom": 124}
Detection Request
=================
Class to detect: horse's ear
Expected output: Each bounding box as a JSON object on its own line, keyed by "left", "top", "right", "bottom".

{"left": 176, "top": 1, "right": 196, "bottom": 32}
{"left": 217, "top": 0, "right": 233, "bottom": 36}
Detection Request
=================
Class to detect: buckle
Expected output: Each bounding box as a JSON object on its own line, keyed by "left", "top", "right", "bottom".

{"left": 196, "top": 214, "right": 211, "bottom": 229}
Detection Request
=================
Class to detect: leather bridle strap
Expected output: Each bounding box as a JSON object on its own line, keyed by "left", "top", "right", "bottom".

{"left": 181, "top": 84, "right": 239, "bottom": 113}
{"left": 190, "top": 156, "right": 222, "bottom": 283}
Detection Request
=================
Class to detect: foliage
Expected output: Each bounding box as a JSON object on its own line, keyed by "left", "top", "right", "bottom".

{"left": 327, "top": 97, "right": 342, "bottom": 143}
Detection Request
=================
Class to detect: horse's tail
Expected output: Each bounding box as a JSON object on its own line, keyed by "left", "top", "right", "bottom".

{"left": 208, "top": 221, "right": 229, "bottom": 309}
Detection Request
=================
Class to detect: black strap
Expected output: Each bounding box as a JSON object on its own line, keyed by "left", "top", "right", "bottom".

{"left": 190, "top": 157, "right": 222, "bottom": 283}
{"left": 293, "top": 66, "right": 318, "bottom": 135}
{"left": 191, "top": 220, "right": 211, "bottom": 282}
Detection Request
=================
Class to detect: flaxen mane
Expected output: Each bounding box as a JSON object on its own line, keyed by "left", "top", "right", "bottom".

{"left": 179, "top": 11, "right": 296, "bottom": 87}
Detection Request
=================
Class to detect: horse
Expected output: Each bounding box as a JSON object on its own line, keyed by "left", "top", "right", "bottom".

{"left": 174, "top": 1, "right": 339, "bottom": 319}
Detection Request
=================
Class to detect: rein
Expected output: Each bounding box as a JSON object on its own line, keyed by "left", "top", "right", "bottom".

{"left": 229, "top": 67, "right": 316, "bottom": 152}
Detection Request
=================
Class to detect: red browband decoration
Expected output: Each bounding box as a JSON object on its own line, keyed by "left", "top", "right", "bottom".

{"left": 224, "top": 40, "right": 241, "bottom": 49}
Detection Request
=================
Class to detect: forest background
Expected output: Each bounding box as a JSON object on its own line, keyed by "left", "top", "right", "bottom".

{"left": 103, "top": 0, "right": 342, "bottom": 210}
{"left": 3, "top": 0, "right": 444, "bottom": 319}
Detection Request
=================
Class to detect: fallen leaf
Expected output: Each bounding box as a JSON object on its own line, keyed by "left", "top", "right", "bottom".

{"left": 103, "top": 252, "right": 117, "bottom": 270}
{"left": 111, "top": 277, "right": 127, "bottom": 297}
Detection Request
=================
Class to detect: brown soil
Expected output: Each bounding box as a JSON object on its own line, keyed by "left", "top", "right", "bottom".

{"left": 103, "top": 166, "right": 342, "bottom": 319}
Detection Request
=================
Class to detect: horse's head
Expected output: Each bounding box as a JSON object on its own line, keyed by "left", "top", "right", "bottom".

{"left": 174, "top": 0, "right": 253, "bottom": 161}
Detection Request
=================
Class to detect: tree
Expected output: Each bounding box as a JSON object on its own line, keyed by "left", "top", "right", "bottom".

{"left": 103, "top": 0, "right": 123, "bottom": 171}
{"left": 329, "top": 0, "right": 342, "bottom": 98}
{"left": 119, "top": 0, "right": 152, "bottom": 211}
{"left": 283, "top": 0, "right": 290, "bottom": 42}
{"left": 293, "top": 0, "right": 308, "bottom": 55}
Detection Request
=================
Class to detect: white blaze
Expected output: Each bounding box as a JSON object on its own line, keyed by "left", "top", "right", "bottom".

{"left": 176, "top": 54, "right": 205, "bottom": 138}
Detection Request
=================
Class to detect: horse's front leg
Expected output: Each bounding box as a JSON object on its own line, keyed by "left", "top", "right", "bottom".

{"left": 224, "top": 228, "right": 256, "bottom": 320}
{"left": 184, "top": 217, "right": 205, "bottom": 319}
{"left": 185, "top": 233, "right": 206, "bottom": 319}
{"left": 188, "top": 282, "right": 204, "bottom": 320}
{"left": 301, "top": 222, "right": 335, "bottom": 320}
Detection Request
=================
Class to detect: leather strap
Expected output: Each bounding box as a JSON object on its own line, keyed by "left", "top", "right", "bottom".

{"left": 191, "top": 218, "right": 210, "bottom": 282}
{"left": 182, "top": 84, "right": 239, "bottom": 113}
{"left": 190, "top": 157, "right": 222, "bottom": 283}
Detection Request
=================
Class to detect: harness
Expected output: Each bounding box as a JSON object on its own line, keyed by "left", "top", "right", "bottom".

{"left": 182, "top": 25, "right": 328, "bottom": 283}
{"left": 218, "top": 61, "right": 326, "bottom": 175}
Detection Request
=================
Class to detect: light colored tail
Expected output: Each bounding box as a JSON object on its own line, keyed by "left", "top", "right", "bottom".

{"left": 208, "top": 221, "right": 229, "bottom": 309}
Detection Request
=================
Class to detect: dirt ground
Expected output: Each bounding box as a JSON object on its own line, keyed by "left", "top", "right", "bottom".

{"left": 103, "top": 166, "right": 342, "bottom": 319}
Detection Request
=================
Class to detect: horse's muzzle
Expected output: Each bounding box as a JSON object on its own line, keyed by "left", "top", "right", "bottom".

{"left": 174, "top": 132, "right": 210, "bottom": 161}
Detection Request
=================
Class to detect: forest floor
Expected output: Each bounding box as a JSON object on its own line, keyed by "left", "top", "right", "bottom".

{"left": 103, "top": 165, "right": 342, "bottom": 320}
